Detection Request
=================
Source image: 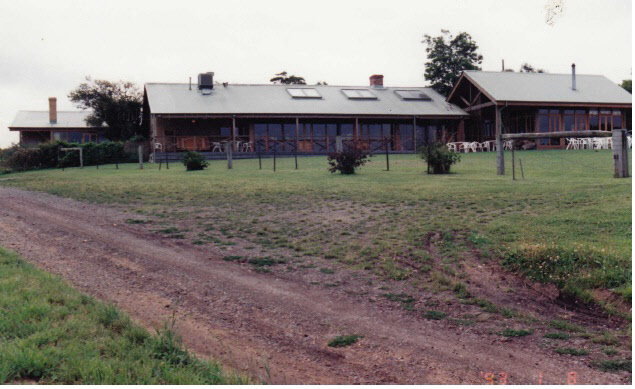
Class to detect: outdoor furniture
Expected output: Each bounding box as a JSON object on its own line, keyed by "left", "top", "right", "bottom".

{"left": 212, "top": 142, "right": 223, "bottom": 152}
{"left": 566, "top": 138, "right": 579, "bottom": 150}
{"left": 242, "top": 142, "right": 253, "bottom": 152}
{"left": 446, "top": 143, "right": 457, "bottom": 152}
{"left": 155, "top": 142, "right": 162, "bottom": 150}
{"left": 479, "top": 141, "right": 492, "bottom": 152}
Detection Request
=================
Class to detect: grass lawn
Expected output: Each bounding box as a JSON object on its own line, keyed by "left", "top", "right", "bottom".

{"left": 0, "top": 247, "right": 248, "bottom": 384}
{"left": 1, "top": 150, "right": 631, "bottom": 307}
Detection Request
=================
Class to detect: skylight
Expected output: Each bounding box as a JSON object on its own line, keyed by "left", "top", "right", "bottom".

{"left": 287, "top": 88, "right": 322, "bottom": 98}
{"left": 394, "top": 90, "right": 432, "bottom": 101}
{"left": 341, "top": 89, "right": 377, "bottom": 100}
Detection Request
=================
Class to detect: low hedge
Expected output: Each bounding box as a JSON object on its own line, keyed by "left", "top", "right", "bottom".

{"left": 0, "top": 141, "right": 133, "bottom": 172}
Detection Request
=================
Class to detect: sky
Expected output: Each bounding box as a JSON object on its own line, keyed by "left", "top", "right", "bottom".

{"left": 0, "top": 0, "right": 631, "bottom": 147}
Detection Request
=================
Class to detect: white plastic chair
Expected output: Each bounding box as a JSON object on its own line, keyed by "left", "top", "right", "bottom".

{"left": 242, "top": 142, "right": 253, "bottom": 152}
{"left": 212, "top": 142, "right": 223, "bottom": 152}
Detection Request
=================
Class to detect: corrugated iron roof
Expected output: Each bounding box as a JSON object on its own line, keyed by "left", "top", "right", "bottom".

{"left": 460, "top": 71, "right": 632, "bottom": 104}
{"left": 144, "top": 83, "right": 467, "bottom": 117}
{"left": 9, "top": 110, "right": 100, "bottom": 129}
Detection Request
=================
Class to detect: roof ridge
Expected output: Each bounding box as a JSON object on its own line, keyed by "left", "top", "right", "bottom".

{"left": 145, "top": 82, "right": 431, "bottom": 88}
{"left": 465, "top": 70, "right": 606, "bottom": 77}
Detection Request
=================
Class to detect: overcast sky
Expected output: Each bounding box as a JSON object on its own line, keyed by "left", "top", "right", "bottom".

{"left": 0, "top": 0, "right": 631, "bottom": 147}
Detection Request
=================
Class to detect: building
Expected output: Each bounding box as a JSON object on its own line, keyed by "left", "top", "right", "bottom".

{"left": 446, "top": 65, "right": 632, "bottom": 148}
{"left": 143, "top": 73, "right": 468, "bottom": 160}
{"left": 9, "top": 98, "right": 105, "bottom": 145}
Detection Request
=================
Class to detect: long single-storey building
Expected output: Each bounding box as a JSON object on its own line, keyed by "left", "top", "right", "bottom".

{"left": 9, "top": 98, "right": 105, "bottom": 145}
{"left": 447, "top": 65, "right": 632, "bottom": 148}
{"left": 143, "top": 73, "right": 468, "bottom": 160}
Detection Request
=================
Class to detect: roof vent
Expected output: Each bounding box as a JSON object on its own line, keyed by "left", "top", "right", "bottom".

{"left": 198, "top": 72, "right": 214, "bottom": 90}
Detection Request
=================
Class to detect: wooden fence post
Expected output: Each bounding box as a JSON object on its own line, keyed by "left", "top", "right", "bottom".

{"left": 336, "top": 136, "right": 343, "bottom": 153}
{"left": 79, "top": 147, "right": 83, "bottom": 169}
{"left": 137, "top": 144, "right": 143, "bottom": 170}
{"left": 511, "top": 140, "right": 515, "bottom": 180}
{"left": 612, "top": 129, "right": 629, "bottom": 178}
{"left": 495, "top": 106, "right": 504, "bottom": 175}
{"left": 226, "top": 141, "right": 233, "bottom": 169}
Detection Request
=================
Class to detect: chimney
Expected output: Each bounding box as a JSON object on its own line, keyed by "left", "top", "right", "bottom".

{"left": 369, "top": 74, "right": 384, "bottom": 88}
{"left": 571, "top": 63, "right": 576, "bottom": 91}
{"left": 48, "top": 97, "right": 57, "bottom": 124}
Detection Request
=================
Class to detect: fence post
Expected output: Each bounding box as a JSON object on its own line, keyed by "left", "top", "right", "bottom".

{"left": 385, "top": 138, "right": 390, "bottom": 171}
{"left": 226, "top": 141, "right": 233, "bottom": 169}
{"left": 336, "top": 136, "right": 343, "bottom": 153}
{"left": 273, "top": 143, "right": 276, "bottom": 172}
{"left": 258, "top": 141, "right": 262, "bottom": 170}
{"left": 165, "top": 151, "right": 169, "bottom": 170}
{"left": 496, "top": 135, "right": 504, "bottom": 175}
{"left": 137, "top": 144, "right": 143, "bottom": 170}
{"left": 294, "top": 144, "right": 298, "bottom": 170}
{"left": 511, "top": 140, "right": 515, "bottom": 180}
{"left": 79, "top": 147, "right": 84, "bottom": 169}
{"left": 612, "top": 129, "right": 629, "bottom": 178}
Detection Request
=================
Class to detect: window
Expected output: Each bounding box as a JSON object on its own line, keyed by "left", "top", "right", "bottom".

{"left": 287, "top": 88, "right": 322, "bottom": 98}
{"left": 341, "top": 89, "right": 377, "bottom": 99}
{"left": 394, "top": 90, "right": 432, "bottom": 101}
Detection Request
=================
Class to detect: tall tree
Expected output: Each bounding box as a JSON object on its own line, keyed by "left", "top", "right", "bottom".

{"left": 519, "top": 63, "right": 546, "bottom": 73}
{"left": 69, "top": 77, "right": 144, "bottom": 141}
{"left": 620, "top": 79, "right": 632, "bottom": 94}
{"left": 422, "top": 30, "right": 483, "bottom": 96}
{"left": 270, "top": 71, "right": 306, "bottom": 85}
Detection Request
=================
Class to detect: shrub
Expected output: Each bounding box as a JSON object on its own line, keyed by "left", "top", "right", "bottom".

{"left": 181, "top": 151, "right": 209, "bottom": 171}
{"left": 0, "top": 141, "right": 128, "bottom": 172}
{"left": 418, "top": 142, "right": 461, "bottom": 174}
{"left": 327, "top": 146, "right": 371, "bottom": 174}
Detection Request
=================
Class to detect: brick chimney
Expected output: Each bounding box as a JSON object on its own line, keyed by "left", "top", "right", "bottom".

{"left": 48, "top": 97, "right": 57, "bottom": 124}
{"left": 369, "top": 74, "right": 384, "bottom": 88}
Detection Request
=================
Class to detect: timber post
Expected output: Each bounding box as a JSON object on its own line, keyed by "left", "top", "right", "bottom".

{"left": 511, "top": 140, "right": 515, "bottom": 180}
{"left": 137, "top": 144, "right": 143, "bottom": 170}
{"left": 79, "top": 147, "right": 84, "bottom": 169}
{"left": 226, "top": 141, "right": 233, "bottom": 169}
{"left": 495, "top": 106, "right": 504, "bottom": 175}
{"left": 335, "top": 136, "right": 343, "bottom": 153}
{"left": 612, "top": 129, "right": 629, "bottom": 178}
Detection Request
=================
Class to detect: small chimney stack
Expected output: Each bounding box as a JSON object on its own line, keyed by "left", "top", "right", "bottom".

{"left": 369, "top": 74, "right": 384, "bottom": 88}
{"left": 571, "top": 63, "right": 576, "bottom": 91}
{"left": 48, "top": 97, "right": 57, "bottom": 124}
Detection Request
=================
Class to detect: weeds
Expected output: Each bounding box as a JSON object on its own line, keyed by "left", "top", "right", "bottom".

{"left": 327, "top": 334, "right": 363, "bottom": 348}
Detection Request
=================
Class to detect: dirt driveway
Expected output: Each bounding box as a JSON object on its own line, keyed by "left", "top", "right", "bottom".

{"left": 0, "top": 187, "right": 627, "bottom": 384}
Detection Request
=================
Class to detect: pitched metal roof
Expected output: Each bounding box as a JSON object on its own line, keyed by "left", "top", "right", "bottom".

{"left": 9, "top": 110, "right": 100, "bottom": 129}
{"left": 144, "top": 83, "right": 467, "bottom": 117}
{"left": 457, "top": 71, "right": 632, "bottom": 105}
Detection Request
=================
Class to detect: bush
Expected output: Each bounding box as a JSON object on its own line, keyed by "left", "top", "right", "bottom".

{"left": 0, "top": 141, "right": 128, "bottom": 172}
{"left": 327, "top": 146, "right": 371, "bottom": 174}
{"left": 418, "top": 143, "right": 461, "bottom": 174}
{"left": 181, "top": 151, "right": 209, "bottom": 171}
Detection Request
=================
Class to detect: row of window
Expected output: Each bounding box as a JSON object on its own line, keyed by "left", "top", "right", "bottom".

{"left": 53, "top": 131, "right": 106, "bottom": 143}
{"left": 286, "top": 88, "right": 432, "bottom": 101}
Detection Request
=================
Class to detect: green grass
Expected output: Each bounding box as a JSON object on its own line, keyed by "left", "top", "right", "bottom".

{"left": 592, "top": 359, "right": 632, "bottom": 372}
{"left": 327, "top": 334, "right": 363, "bottom": 348}
{"left": 0, "top": 247, "right": 247, "bottom": 384}
{"left": 543, "top": 332, "right": 570, "bottom": 340}
{"left": 1, "top": 151, "right": 630, "bottom": 306}
{"left": 423, "top": 310, "right": 448, "bottom": 320}
{"left": 501, "top": 328, "right": 533, "bottom": 337}
{"left": 548, "top": 319, "right": 587, "bottom": 333}
{"left": 554, "top": 347, "right": 590, "bottom": 356}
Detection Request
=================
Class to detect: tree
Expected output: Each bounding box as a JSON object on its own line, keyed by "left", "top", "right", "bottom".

{"left": 68, "top": 77, "right": 144, "bottom": 141}
{"left": 620, "top": 80, "right": 632, "bottom": 94}
{"left": 422, "top": 30, "right": 483, "bottom": 96}
{"left": 519, "top": 63, "right": 546, "bottom": 73}
{"left": 269, "top": 71, "right": 306, "bottom": 85}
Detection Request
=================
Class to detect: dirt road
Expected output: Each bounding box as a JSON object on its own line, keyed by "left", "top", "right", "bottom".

{"left": 0, "top": 187, "right": 627, "bottom": 384}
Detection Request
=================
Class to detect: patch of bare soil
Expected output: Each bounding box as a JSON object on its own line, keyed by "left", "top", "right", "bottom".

{"left": 0, "top": 187, "right": 629, "bottom": 384}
